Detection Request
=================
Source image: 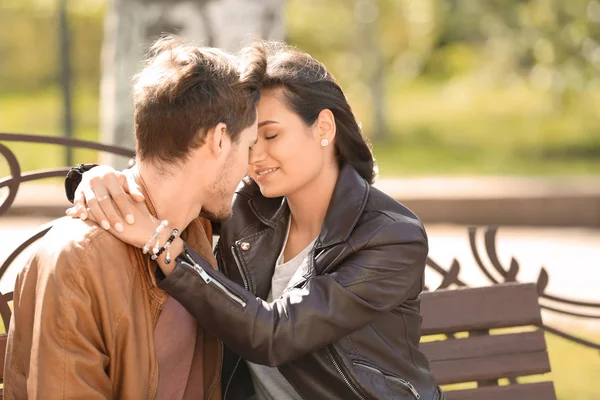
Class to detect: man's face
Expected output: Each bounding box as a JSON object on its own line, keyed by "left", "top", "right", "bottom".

{"left": 201, "top": 118, "right": 258, "bottom": 221}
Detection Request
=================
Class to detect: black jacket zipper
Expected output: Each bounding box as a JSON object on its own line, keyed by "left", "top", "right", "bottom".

{"left": 180, "top": 250, "right": 247, "bottom": 307}
{"left": 353, "top": 361, "right": 421, "bottom": 399}
{"left": 326, "top": 346, "right": 367, "bottom": 400}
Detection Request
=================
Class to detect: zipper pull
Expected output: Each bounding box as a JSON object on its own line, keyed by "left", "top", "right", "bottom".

{"left": 182, "top": 251, "right": 212, "bottom": 284}
{"left": 193, "top": 264, "right": 212, "bottom": 284}
{"left": 400, "top": 379, "right": 420, "bottom": 399}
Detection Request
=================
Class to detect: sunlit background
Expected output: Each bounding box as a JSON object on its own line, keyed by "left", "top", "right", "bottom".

{"left": 1, "top": 0, "right": 600, "bottom": 175}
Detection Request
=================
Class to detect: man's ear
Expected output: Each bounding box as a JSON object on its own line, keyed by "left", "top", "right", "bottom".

{"left": 205, "top": 122, "right": 230, "bottom": 159}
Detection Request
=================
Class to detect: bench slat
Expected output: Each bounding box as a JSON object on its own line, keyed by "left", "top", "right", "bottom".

{"left": 445, "top": 381, "right": 557, "bottom": 400}
{"left": 0, "top": 334, "right": 6, "bottom": 381}
{"left": 421, "top": 330, "right": 547, "bottom": 362}
{"left": 420, "top": 283, "right": 542, "bottom": 335}
{"left": 430, "top": 351, "right": 551, "bottom": 385}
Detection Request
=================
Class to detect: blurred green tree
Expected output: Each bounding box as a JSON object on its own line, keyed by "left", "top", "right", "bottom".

{"left": 1, "top": 0, "right": 599, "bottom": 175}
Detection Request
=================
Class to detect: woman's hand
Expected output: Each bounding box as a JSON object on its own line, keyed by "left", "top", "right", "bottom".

{"left": 65, "top": 164, "right": 182, "bottom": 274}
{"left": 66, "top": 166, "right": 145, "bottom": 232}
{"left": 106, "top": 197, "right": 164, "bottom": 249}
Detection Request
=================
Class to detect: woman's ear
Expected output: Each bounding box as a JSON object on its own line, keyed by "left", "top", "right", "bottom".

{"left": 316, "top": 109, "right": 336, "bottom": 144}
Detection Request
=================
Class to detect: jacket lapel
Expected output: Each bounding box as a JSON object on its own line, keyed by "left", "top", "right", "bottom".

{"left": 234, "top": 198, "right": 289, "bottom": 300}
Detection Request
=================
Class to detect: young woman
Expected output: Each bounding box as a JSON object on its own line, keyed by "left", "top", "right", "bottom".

{"left": 66, "top": 42, "right": 443, "bottom": 400}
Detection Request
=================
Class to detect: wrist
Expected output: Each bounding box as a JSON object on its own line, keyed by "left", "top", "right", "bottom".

{"left": 142, "top": 220, "right": 168, "bottom": 251}
{"left": 153, "top": 224, "right": 173, "bottom": 251}
{"left": 155, "top": 236, "right": 183, "bottom": 276}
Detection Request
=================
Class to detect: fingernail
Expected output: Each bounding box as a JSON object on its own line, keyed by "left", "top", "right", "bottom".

{"left": 125, "top": 215, "right": 134, "bottom": 224}
{"left": 65, "top": 208, "right": 73, "bottom": 215}
{"left": 101, "top": 220, "right": 110, "bottom": 230}
{"left": 115, "top": 223, "right": 124, "bottom": 233}
{"left": 81, "top": 213, "right": 87, "bottom": 220}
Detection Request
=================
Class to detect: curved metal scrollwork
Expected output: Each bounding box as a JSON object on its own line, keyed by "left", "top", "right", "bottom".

{"left": 0, "top": 133, "right": 134, "bottom": 216}
{"left": 426, "top": 226, "right": 600, "bottom": 351}
{"left": 1, "top": 132, "right": 599, "bottom": 352}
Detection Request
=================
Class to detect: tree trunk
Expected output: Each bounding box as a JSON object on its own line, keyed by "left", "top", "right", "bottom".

{"left": 360, "top": 4, "right": 387, "bottom": 141}
{"left": 59, "top": 0, "right": 74, "bottom": 166}
{"left": 100, "top": 0, "right": 285, "bottom": 168}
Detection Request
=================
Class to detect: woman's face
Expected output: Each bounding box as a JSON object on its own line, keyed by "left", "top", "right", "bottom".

{"left": 248, "top": 90, "right": 333, "bottom": 198}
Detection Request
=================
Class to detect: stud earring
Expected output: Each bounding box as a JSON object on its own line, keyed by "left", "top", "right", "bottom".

{"left": 320, "top": 138, "right": 329, "bottom": 147}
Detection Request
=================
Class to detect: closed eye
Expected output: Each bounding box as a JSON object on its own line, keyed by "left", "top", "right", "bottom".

{"left": 265, "top": 134, "right": 279, "bottom": 140}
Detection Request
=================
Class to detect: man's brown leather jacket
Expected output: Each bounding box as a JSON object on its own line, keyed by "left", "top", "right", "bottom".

{"left": 4, "top": 204, "right": 221, "bottom": 399}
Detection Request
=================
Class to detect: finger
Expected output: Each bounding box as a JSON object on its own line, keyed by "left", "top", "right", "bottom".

{"left": 66, "top": 206, "right": 82, "bottom": 218}
{"left": 89, "top": 173, "right": 125, "bottom": 231}
{"left": 84, "top": 188, "right": 113, "bottom": 231}
{"left": 72, "top": 190, "right": 88, "bottom": 220}
{"left": 98, "top": 190, "right": 125, "bottom": 233}
{"left": 84, "top": 208, "right": 98, "bottom": 223}
{"left": 113, "top": 175, "right": 135, "bottom": 224}
{"left": 68, "top": 203, "right": 87, "bottom": 220}
{"left": 123, "top": 176, "right": 145, "bottom": 203}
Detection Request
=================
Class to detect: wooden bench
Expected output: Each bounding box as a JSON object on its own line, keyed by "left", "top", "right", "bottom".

{"left": 0, "top": 283, "right": 555, "bottom": 400}
{"left": 420, "top": 282, "right": 556, "bottom": 400}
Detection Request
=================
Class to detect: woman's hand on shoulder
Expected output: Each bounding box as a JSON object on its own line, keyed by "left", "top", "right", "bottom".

{"left": 66, "top": 165, "right": 145, "bottom": 232}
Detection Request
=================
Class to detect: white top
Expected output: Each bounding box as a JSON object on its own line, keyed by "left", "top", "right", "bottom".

{"left": 246, "top": 217, "right": 317, "bottom": 400}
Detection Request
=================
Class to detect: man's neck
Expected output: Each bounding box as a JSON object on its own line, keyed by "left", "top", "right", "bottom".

{"left": 135, "top": 162, "right": 203, "bottom": 232}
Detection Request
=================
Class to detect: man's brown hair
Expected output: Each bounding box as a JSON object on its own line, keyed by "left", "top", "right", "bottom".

{"left": 132, "top": 34, "right": 266, "bottom": 165}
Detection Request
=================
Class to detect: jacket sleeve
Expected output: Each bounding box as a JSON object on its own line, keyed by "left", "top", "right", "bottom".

{"left": 159, "top": 219, "right": 427, "bottom": 367}
{"left": 4, "top": 245, "right": 112, "bottom": 399}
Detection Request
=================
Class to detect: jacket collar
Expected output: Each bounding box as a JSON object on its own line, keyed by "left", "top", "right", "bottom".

{"left": 131, "top": 165, "right": 159, "bottom": 219}
{"left": 317, "top": 164, "right": 370, "bottom": 248}
{"left": 243, "top": 164, "right": 370, "bottom": 248}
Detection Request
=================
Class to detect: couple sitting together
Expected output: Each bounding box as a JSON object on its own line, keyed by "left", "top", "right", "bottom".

{"left": 4, "top": 35, "right": 444, "bottom": 400}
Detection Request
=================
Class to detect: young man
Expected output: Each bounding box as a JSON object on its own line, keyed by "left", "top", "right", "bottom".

{"left": 4, "top": 35, "right": 264, "bottom": 399}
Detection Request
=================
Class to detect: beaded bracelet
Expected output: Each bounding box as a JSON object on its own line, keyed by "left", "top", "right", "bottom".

{"left": 151, "top": 229, "right": 180, "bottom": 263}
{"left": 164, "top": 229, "right": 181, "bottom": 264}
{"left": 143, "top": 220, "right": 168, "bottom": 254}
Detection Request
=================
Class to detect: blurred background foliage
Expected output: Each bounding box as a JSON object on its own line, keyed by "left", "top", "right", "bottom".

{"left": 1, "top": 0, "right": 600, "bottom": 176}
{"left": 1, "top": 3, "right": 599, "bottom": 399}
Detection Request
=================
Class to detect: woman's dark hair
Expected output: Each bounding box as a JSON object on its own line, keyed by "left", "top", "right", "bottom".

{"left": 261, "top": 42, "right": 377, "bottom": 184}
